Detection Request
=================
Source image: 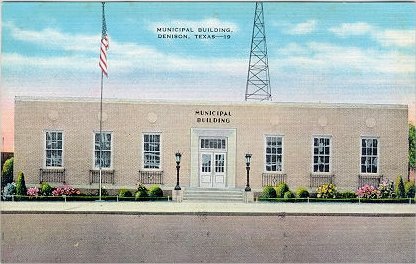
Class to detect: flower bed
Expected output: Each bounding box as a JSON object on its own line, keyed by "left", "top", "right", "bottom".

{"left": 2, "top": 195, "right": 170, "bottom": 202}
{"left": 257, "top": 197, "right": 415, "bottom": 203}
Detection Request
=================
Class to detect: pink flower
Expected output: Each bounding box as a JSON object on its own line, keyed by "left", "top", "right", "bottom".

{"left": 27, "top": 187, "right": 39, "bottom": 196}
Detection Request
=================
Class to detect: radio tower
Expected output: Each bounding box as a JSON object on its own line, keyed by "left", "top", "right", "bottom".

{"left": 245, "top": 2, "right": 272, "bottom": 101}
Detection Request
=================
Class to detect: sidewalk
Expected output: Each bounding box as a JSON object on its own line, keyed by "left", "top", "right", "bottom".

{"left": 1, "top": 201, "right": 415, "bottom": 216}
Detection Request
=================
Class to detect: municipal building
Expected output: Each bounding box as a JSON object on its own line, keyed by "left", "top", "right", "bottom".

{"left": 14, "top": 96, "right": 408, "bottom": 200}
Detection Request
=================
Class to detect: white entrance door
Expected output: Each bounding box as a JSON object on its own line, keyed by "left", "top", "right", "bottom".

{"left": 199, "top": 152, "right": 226, "bottom": 188}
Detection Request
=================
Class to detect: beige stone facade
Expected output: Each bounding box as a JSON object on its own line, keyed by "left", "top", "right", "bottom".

{"left": 14, "top": 96, "right": 408, "bottom": 192}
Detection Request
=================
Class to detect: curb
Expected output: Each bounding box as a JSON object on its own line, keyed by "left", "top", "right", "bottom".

{"left": 1, "top": 210, "right": 415, "bottom": 217}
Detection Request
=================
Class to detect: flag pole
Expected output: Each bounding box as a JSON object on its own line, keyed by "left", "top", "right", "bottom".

{"left": 98, "top": 1, "right": 106, "bottom": 201}
{"left": 99, "top": 70, "right": 103, "bottom": 201}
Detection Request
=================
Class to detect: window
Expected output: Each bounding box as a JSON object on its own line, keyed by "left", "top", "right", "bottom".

{"left": 265, "top": 136, "right": 283, "bottom": 172}
{"left": 94, "top": 132, "right": 112, "bottom": 168}
{"left": 313, "top": 137, "right": 331, "bottom": 173}
{"left": 200, "top": 138, "right": 226, "bottom": 150}
{"left": 361, "top": 138, "right": 378, "bottom": 174}
{"left": 45, "top": 131, "right": 63, "bottom": 167}
{"left": 143, "top": 134, "right": 161, "bottom": 169}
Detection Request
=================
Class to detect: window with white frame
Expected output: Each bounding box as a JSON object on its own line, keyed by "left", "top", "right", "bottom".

{"left": 361, "top": 138, "right": 378, "bottom": 174}
{"left": 313, "top": 137, "right": 331, "bottom": 173}
{"left": 265, "top": 136, "right": 283, "bottom": 172}
{"left": 143, "top": 134, "right": 161, "bottom": 169}
{"left": 45, "top": 131, "right": 63, "bottom": 167}
{"left": 94, "top": 132, "right": 112, "bottom": 168}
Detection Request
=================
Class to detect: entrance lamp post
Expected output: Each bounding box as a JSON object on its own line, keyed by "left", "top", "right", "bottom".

{"left": 174, "top": 152, "right": 182, "bottom": 190}
{"left": 245, "top": 153, "right": 252, "bottom": 192}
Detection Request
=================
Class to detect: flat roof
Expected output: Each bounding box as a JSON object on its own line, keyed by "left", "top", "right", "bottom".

{"left": 15, "top": 96, "right": 408, "bottom": 110}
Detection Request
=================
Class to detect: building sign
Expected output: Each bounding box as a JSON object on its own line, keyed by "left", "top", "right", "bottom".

{"left": 195, "top": 110, "right": 231, "bottom": 123}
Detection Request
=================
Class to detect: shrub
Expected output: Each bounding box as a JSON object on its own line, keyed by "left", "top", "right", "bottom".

{"left": 378, "top": 179, "right": 395, "bottom": 198}
{"left": 135, "top": 184, "right": 148, "bottom": 200}
{"left": 405, "top": 181, "right": 415, "bottom": 198}
{"left": 295, "top": 187, "right": 309, "bottom": 198}
{"left": 339, "top": 191, "right": 356, "bottom": 199}
{"left": 356, "top": 184, "right": 379, "bottom": 199}
{"left": 15, "top": 171, "right": 27, "bottom": 196}
{"left": 118, "top": 188, "right": 133, "bottom": 197}
{"left": 40, "top": 182, "right": 53, "bottom": 196}
{"left": 101, "top": 186, "right": 108, "bottom": 196}
{"left": 27, "top": 187, "right": 39, "bottom": 196}
{"left": 52, "top": 185, "right": 80, "bottom": 196}
{"left": 261, "top": 186, "right": 277, "bottom": 198}
{"left": 283, "top": 191, "right": 295, "bottom": 199}
{"left": 1, "top": 157, "right": 14, "bottom": 188}
{"left": 275, "top": 183, "right": 289, "bottom": 198}
{"left": 2, "top": 182, "right": 16, "bottom": 200}
{"left": 148, "top": 185, "right": 163, "bottom": 197}
{"left": 395, "top": 176, "right": 406, "bottom": 198}
{"left": 316, "top": 183, "right": 337, "bottom": 198}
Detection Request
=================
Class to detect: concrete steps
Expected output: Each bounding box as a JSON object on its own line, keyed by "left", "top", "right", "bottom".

{"left": 183, "top": 188, "right": 244, "bottom": 202}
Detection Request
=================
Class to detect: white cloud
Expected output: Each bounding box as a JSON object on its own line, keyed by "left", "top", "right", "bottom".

{"left": 275, "top": 20, "right": 317, "bottom": 35}
{"left": 329, "top": 22, "right": 416, "bottom": 48}
{"left": 148, "top": 18, "right": 239, "bottom": 34}
{"left": 329, "top": 22, "right": 373, "bottom": 36}
{"left": 3, "top": 23, "right": 245, "bottom": 76}
{"left": 4, "top": 22, "right": 99, "bottom": 53}
{"left": 290, "top": 20, "right": 317, "bottom": 35}
{"left": 276, "top": 42, "right": 415, "bottom": 74}
{"left": 2, "top": 53, "right": 95, "bottom": 70}
{"left": 375, "top": 29, "right": 415, "bottom": 48}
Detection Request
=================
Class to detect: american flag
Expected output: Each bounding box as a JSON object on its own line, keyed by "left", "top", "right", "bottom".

{"left": 99, "top": 3, "right": 109, "bottom": 77}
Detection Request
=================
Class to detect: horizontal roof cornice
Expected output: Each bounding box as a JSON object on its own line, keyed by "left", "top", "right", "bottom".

{"left": 15, "top": 96, "right": 408, "bottom": 110}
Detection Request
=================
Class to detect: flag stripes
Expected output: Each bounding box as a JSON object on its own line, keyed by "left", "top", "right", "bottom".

{"left": 99, "top": 35, "right": 109, "bottom": 77}
{"left": 99, "top": 2, "right": 109, "bottom": 77}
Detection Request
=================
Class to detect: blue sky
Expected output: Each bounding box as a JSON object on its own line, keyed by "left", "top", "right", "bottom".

{"left": 1, "top": 2, "right": 415, "bottom": 151}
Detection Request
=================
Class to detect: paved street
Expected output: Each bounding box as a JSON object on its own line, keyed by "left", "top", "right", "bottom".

{"left": 2, "top": 213, "right": 415, "bottom": 263}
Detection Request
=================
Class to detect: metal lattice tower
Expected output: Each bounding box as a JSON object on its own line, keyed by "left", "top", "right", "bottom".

{"left": 245, "top": 2, "right": 272, "bottom": 101}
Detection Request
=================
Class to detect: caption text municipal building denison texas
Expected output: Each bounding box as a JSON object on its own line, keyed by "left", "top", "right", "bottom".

{"left": 14, "top": 96, "right": 408, "bottom": 196}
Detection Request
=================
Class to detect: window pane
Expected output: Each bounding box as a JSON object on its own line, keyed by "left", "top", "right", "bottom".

{"left": 94, "top": 132, "right": 112, "bottom": 168}
{"left": 313, "top": 137, "right": 331, "bottom": 173}
{"left": 265, "top": 136, "right": 283, "bottom": 172}
{"left": 143, "top": 134, "right": 161, "bottom": 169}
{"left": 360, "top": 137, "right": 378, "bottom": 174}
{"left": 45, "top": 131, "right": 64, "bottom": 167}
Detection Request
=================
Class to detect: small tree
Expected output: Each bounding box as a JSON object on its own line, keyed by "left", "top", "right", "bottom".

{"left": 404, "top": 181, "right": 415, "bottom": 198}
{"left": 1, "top": 157, "right": 14, "bottom": 188}
{"left": 40, "top": 182, "right": 53, "bottom": 196}
{"left": 395, "top": 175, "right": 406, "bottom": 198}
{"left": 15, "top": 171, "right": 27, "bottom": 196}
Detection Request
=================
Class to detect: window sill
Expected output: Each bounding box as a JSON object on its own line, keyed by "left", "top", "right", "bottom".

{"left": 42, "top": 167, "right": 65, "bottom": 171}
{"left": 311, "top": 172, "right": 333, "bottom": 176}
{"left": 91, "top": 168, "right": 114, "bottom": 172}
{"left": 359, "top": 174, "right": 382, "bottom": 178}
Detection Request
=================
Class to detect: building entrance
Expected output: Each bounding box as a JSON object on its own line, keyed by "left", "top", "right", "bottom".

{"left": 199, "top": 138, "right": 227, "bottom": 188}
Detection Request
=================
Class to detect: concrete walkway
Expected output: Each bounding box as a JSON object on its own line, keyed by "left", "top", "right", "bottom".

{"left": 1, "top": 200, "right": 415, "bottom": 216}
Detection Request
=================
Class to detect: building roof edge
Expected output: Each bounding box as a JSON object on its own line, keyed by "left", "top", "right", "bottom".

{"left": 14, "top": 96, "right": 408, "bottom": 110}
